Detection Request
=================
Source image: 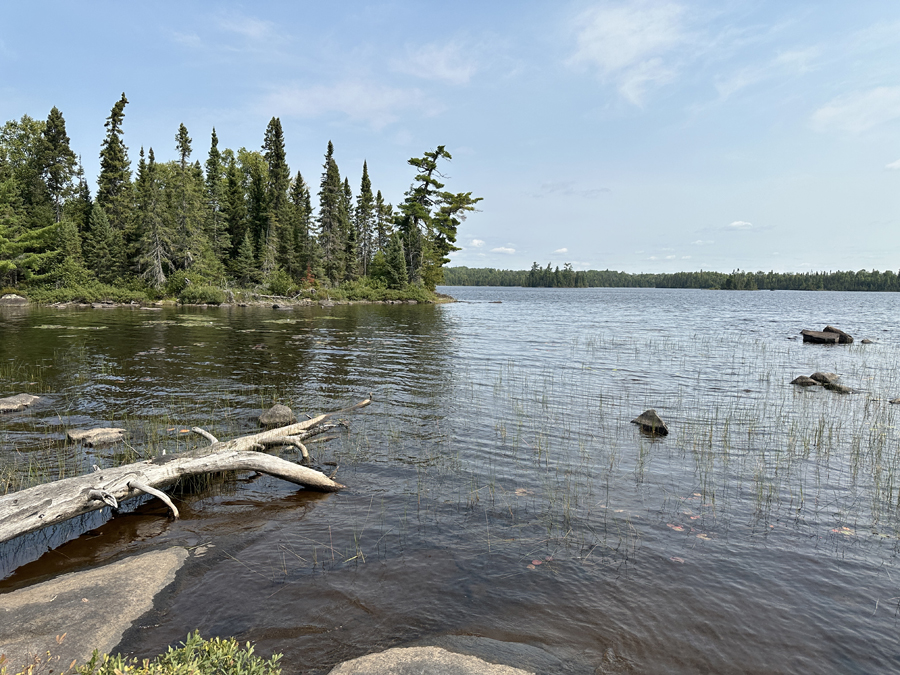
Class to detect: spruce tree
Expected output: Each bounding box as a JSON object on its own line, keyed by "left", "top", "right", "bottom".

{"left": 342, "top": 177, "right": 357, "bottom": 281}
{"left": 230, "top": 230, "right": 258, "bottom": 286}
{"left": 222, "top": 157, "right": 248, "bottom": 263}
{"left": 354, "top": 161, "right": 375, "bottom": 276}
{"left": 135, "top": 148, "right": 173, "bottom": 288}
{"left": 83, "top": 204, "right": 119, "bottom": 283}
{"left": 96, "top": 94, "right": 131, "bottom": 237}
{"left": 263, "top": 117, "right": 290, "bottom": 278}
{"left": 317, "top": 141, "right": 347, "bottom": 285}
{"left": 374, "top": 190, "right": 392, "bottom": 254}
{"left": 172, "top": 124, "right": 208, "bottom": 272}
{"left": 41, "top": 107, "right": 76, "bottom": 223}
{"left": 204, "top": 128, "right": 230, "bottom": 259}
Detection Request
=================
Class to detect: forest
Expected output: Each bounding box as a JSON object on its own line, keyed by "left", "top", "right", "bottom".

{"left": 444, "top": 264, "right": 900, "bottom": 292}
{"left": 0, "top": 94, "right": 480, "bottom": 303}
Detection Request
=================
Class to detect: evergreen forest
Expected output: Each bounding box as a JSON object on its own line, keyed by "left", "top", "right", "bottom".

{"left": 445, "top": 264, "right": 900, "bottom": 292}
{"left": 0, "top": 95, "right": 480, "bottom": 304}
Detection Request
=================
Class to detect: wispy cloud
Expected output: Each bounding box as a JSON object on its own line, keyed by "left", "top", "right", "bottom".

{"left": 393, "top": 41, "right": 478, "bottom": 85}
{"left": 264, "top": 82, "right": 437, "bottom": 129}
{"left": 216, "top": 13, "right": 278, "bottom": 42}
{"left": 554, "top": 247, "right": 568, "bottom": 254}
{"left": 886, "top": 159, "right": 900, "bottom": 170}
{"left": 492, "top": 246, "right": 516, "bottom": 254}
{"left": 727, "top": 220, "right": 753, "bottom": 229}
{"left": 568, "top": 0, "right": 686, "bottom": 105}
{"left": 812, "top": 86, "right": 900, "bottom": 134}
{"left": 535, "top": 181, "right": 610, "bottom": 198}
{"left": 470, "top": 239, "right": 485, "bottom": 247}
{"left": 692, "top": 239, "right": 714, "bottom": 245}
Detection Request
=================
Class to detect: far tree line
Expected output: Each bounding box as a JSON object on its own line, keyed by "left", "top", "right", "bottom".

{"left": 444, "top": 264, "right": 900, "bottom": 292}
{"left": 0, "top": 94, "right": 481, "bottom": 298}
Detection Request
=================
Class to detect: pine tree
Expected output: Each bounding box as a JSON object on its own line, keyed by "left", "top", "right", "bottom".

{"left": 317, "top": 141, "right": 347, "bottom": 285}
{"left": 342, "top": 177, "right": 357, "bottom": 281}
{"left": 230, "top": 229, "right": 258, "bottom": 286}
{"left": 263, "top": 117, "right": 291, "bottom": 277}
{"left": 204, "top": 128, "right": 230, "bottom": 259}
{"left": 83, "top": 204, "right": 120, "bottom": 284}
{"left": 172, "top": 124, "right": 208, "bottom": 272}
{"left": 374, "top": 190, "right": 392, "bottom": 254}
{"left": 384, "top": 231, "right": 408, "bottom": 289}
{"left": 355, "top": 161, "right": 375, "bottom": 276}
{"left": 222, "top": 157, "right": 248, "bottom": 264}
{"left": 135, "top": 148, "right": 173, "bottom": 288}
{"left": 41, "top": 107, "right": 77, "bottom": 223}
{"left": 96, "top": 94, "right": 131, "bottom": 237}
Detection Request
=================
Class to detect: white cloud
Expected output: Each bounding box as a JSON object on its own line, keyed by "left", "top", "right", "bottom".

{"left": 681, "top": 255, "right": 691, "bottom": 259}
{"left": 886, "top": 159, "right": 900, "bottom": 170}
{"left": 264, "top": 82, "right": 437, "bottom": 129}
{"left": 554, "top": 247, "right": 568, "bottom": 254}
{"left": 470, "top": 239, "right": 485, "bottom": 247}
{"left": 727, "top": 220, "right": 753, "bottom": 229}
{"left": 393, "top": 41, "right": 478, "bottom": 85}
{"left": 692, "top": 239, "right": 714, "bottom": 245}
{"left": 812, "top": 87, "right": 900, "bottom": 134}
{"left": 665, "top": 255, "right": 676, "bottom": 259}
{"left": 568, "top": 0, "right": 685, "bottom": 105}
{"left": 491, "top": 247, "right": 516, "bottom": 254}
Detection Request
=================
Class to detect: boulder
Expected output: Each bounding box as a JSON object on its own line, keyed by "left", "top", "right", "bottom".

{"left": 0, "top": 293, "right": 28, "bottom": 305}
{"left": 801, "top": 330, "right": 839, "bottom": 344}
{"left": 861, "top": 338, "right": 874, "bottom": 344}
{"left": 631, "top": 409, "right": 669, "bottom": 435}
{"left": 824, "top": 382, "right": 853, "bottom": 394}
{"left": 790, "top": 376, "right": 820, "bottom": 387}
{"left": 823, "top": 325, "right": 854, "bottom": 344}
{"left": 259, "top": 404, "right": 297, "bottom": 428}
{"left": 0, "top": 393, "right": 40, "bottom": 413}
{"left": 67, "top": 428, "right": 126, "bottom": 446}
{"left": 890, "top": 398, "right": 900, "bottom": 405}
{"left": 810, "top": 372, "right": 839, "bottom": 384}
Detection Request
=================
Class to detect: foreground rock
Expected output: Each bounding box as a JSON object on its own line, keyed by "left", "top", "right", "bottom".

{"left": 329, "top": 646, "right": 534, "bottom": 675}
{"left": 823, "top": 325, "right": 854, "bottom": 344}
{"left": 0, "top": 548, "right": 188, "bottom": 672}
{"left": 631, "top": 409, "right": 669, "bottom": 435}
{"left": 0, "top": 393, "right": 40, "bottom": 413}
{"left": 67, "top": 427, "right": 126, "bottom": 446}
{"left": 259, "top": 404, "right": 297, "bottom": 428}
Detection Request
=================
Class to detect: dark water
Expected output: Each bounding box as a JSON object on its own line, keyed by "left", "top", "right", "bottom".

{"left": 3, "top": 288, "right": 900, "bottom": 674}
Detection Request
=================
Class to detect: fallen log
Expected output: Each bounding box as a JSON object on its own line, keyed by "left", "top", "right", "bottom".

{"left": 0, "top": 398, "right": 370, "bottom": 545}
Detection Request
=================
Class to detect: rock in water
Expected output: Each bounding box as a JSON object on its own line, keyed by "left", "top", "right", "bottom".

{"left": 824, "top": 382, "right": 853, "bottom": 394}
{"left": 631, "top": 409, "right": 669, "bottom": 435}
{"left": 790, "top": 376, "right": 820, "bottom": 387}
{"left": 823, "top": 325, "right": 854, "bottom": 344}
{"left": 801, "top": 330, "right": 839, "bottom": 344}
{"left": 861, "top": 339, "right": 874, "bottom": 344}
{"left": 259, "top": 404, "right": 297, "bottom": 428}
{"left": 0, "top": 393, "right": 40, "bottom": 413}
{"left": 810, "top": 372, "right": 839, "bottom": 384}
{"left": 0, "top": 293, "right": 28, "bottom": 305}
{"left": 67, "top": 428, "right": 126, "bottom": 446}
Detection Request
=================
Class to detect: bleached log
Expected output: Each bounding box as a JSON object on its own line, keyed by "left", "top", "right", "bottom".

{"left": 191, "top": 427, "right": 219, "bottom": 444}
{"left": 128, "top": 480, "right": 180, "bottom": 518}
{"left": 0, "top": 398, "right": 371, "bottom": 545}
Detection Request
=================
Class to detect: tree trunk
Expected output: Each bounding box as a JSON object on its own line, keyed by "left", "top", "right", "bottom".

{"left": 0, "top": 398, "right": 370, "bottom": 545}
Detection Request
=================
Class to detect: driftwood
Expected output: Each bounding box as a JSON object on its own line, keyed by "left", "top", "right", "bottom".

{"left": 0, "top": 398, "right": 370, "bottom": 545}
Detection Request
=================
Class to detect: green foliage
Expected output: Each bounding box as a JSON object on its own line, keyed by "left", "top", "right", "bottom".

{"left": 27, "top": 282, "right": 147, "bottom": 304}
{"left": 179, "top": 284, "right": 226, "bottom": 305}
{"left": 164, "top": 270, "right": 207, "bottom": 298}
{"left": 75, "top": 631, "right": 281, "bottom": 675}
{"left": 265, "top": 266, "right": 294, "bottom": 296}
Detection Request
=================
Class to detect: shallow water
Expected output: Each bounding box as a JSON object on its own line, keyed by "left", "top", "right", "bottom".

{"left": 2, "top": 288, "right": 900, "bottom": 673}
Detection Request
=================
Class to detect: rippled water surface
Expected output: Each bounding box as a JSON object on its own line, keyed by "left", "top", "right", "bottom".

{"left": 3, "top": 287, "right": 900, "bottom": 673}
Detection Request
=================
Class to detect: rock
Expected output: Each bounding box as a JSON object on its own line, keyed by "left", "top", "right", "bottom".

{"left": 328, "top": 646, "right": 533, "bottom": 675}
{"left": 631, "top": 409, "right": 669, "bottom": 435}
{"left": 790, "top": 376, "right": 820, "bottom": 387}
{"left": 0, "top": 293, "right": 28, "bottom": 305}
{"left": 810, "top": 372, "right": 839, "bottom": 384}
{"left": 801, "top": 330, "right": 839, "bottom": 344}
{"left": 890, "top": 398, "right": 900, "bottom": 405}
{"left": 259, "top": 404, "right": 296, "bottom": 428}
{"left": 67, "top": 428, "right": 126, "bottom": 446}
{"left": 0, "top": 393, "right": 40, "bottom": 413}
{"left": 0, "top": 548, "right": 187, "bottom": 672}
{"left": 824, "top": 382, "right": 853, "bottom": 394}
{"left": 861, "top": 338, "right": 874, "bottom": 344}
{"left": 823, "top": 325, "right": 854, "bottom": 344}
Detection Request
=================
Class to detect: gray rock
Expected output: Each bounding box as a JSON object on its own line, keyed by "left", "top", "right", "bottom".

{"left": 329, "top": 646, "right": 534, "bottom": 675}
{"left": 801, "top": 330, "right": 839, "bottom": 344}
{"left": 810, "top": 372, "right": 839, "bottom": 384}
{"left": 631, "top": 409, "right": 669, "bottom": 435}
{"left": 824, "top": 382, "right": 853, "bottom": 394}
{"left": 67, "top": 428, "right": 126, "bottom": 446}
{"left": 890, "top": 398, "right": 900, "bottom": 405}
{"left": 0, "top": 548, "right": 187, "bottom": 672}
{"left": 0, "top": 293, "right": 28, "bottom": 305}
{"left": 823, "top": 325, "right": 854, "bottom": 344}
{"left": 861, "top": 338, "right": 874, "bottom": 344}
{"left": 0, "top": 393, "right": 40, "bottom": 413}
{"left": 259, "top": 404, "right": 296, "bottom": 428}
{"left": 790, "top": 376, "right": 820, "bottom": 387}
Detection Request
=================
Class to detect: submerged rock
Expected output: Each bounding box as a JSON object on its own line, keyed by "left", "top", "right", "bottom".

{"left": 259, "top": 404, "right": 296, "bottom": 428}
{"left": 823, "top": 325, "right": 854, "bottom": 344}
{"left": 67, "top": 428, "right": 126, "bottom": 446}
{"left": 823, "top": 382, "right": 853, "bottom": 394}
{"left": 810, "top": 372, "right": 839, "bottom": 384}
{"left": 631, "top": 409, "right": 669, "bottom": 435}
{"left": 790, "top": 376, "right": 820, "bottom": 387}
{"left": 861, "top": 338, "right": 874, "bottom": 344}
{"left": 0, "top": 393, "right": 40, "bottom": 413}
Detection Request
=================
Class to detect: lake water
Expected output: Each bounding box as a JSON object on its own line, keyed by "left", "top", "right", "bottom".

{"left": 2, "top": 287, "right": 900, "bottom": 673}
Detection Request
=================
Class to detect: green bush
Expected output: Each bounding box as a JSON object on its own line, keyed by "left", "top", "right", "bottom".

{"left": 178, "top": 285, "right": 226, "bottom": 305}
{"left": 266, "top": 268, "right": 294, "bottom": 297}
{"left": 165, "top": 271, "right": 206, "bottom": 298}
{"left": 28, "top": 283, "right": 148, "bottom": 304}
{"left": 75, "top": 631, "right": 282, "bottom": 675}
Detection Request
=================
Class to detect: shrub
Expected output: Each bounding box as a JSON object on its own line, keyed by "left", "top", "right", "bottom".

{"left": 266, "top": 268, "right": 294, "bottom": 297}
{"left": 178, "top": 285, "right": 226, "bottom": 305}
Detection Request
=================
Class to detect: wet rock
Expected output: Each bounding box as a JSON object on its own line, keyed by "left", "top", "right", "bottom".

{"left": 631, "top": 409, "right": 669, "bottom": 435}
{"left": 0, "top": 393, "right": 40, "bottom": 413}
{"left": 823, "top": 382, "right": 853, "bottom": 394}
{"left": 67, "top": 428, "right": 126, "bottom": 446}
{"left": 790, "top": 376, "right": 820, "bottom": 387}
{"left": 329, "top": 646, "right": 533, "bottom": 675}
{"left": 810, "top": 372, "right": 839, "bottom": 384}
{"left": 0, "top": 293, "right": 28, "bottom": 305}
{"left": 823, "top": 325, "right": 854, "bottom": 344}
{"left": 259, "top": 404, "right": 296, "bottom": 428}
{"left": 861, "top": 338, "right": 874, "bottom": 344}
{"left": 801, "top": 330, "right": 839, "bottom": 344}
{"left": 890, "top": 398, "right": 900, "bottom": 405}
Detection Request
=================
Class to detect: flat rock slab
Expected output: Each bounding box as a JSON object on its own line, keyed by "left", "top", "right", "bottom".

{"left": 329, "top": 646, "right": 534, "bottom": 675}
{"left": 0, "top": 548, "right": 187, "bottom": 671}
{"left": 823, "top": 325, "right": 854, "bottom": 344}
{"left": 0, "top": 394, "right": 40, "bottom": 413}
{"left": 67, "top": 428, "right": 126, "bottom": 446}
{"left": 801, "top": 330, "right": 839, "bottom": 344}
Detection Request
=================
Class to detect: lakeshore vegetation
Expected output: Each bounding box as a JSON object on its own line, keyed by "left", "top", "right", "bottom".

{"left": 445, "top": 264, "right": 900, "bottom": 291}
{"left": 0, "top": 95, "right": 480, "bottom": 304}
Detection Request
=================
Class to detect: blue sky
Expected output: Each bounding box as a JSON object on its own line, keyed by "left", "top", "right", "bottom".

{"left": 2, "top": 1, "right": 899, "bottom": 273}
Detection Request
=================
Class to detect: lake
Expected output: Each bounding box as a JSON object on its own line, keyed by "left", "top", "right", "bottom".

{"left": 2, "top": 286, "right": 900, "bottom": 673}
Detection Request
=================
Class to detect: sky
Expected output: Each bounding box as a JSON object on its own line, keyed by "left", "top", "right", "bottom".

{"left": 2, "top": 0, "right": 899, "bottom": 273}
